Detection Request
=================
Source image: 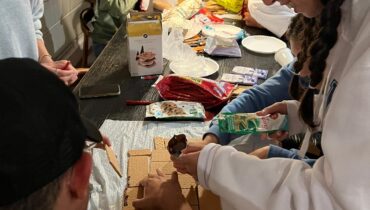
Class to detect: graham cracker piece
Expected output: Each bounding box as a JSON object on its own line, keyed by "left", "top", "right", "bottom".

{"left": 122, "top": 204, "right": 135, "bottom": 210}
{"left": 123, "top": 187, "right": 143, "bottom": 210}
{"left": 161, "top": 161, "right": 176, "bottom": 174}
{"left": 182, "top": 186, "right": 198, "bottom": 205}
{"left": 128, "top": 156, "right": 149, "bottom": 187}
{"left": 187, "top": 137, "right": 202, "bottom": 142}
{"left": 232, "top": 85, "right": 253, "bottom": 96}
{"left": 151, "top": 149, "right": 171, "bottom": 162}
{"left": 128, "top": 149, "right": 152, "bottom": 157}
{"left": 178, "top": 174, "right": 197, "bottom": 189}
{"left": 162, "top": 174, "right": 196, "bottom": 189}
{"left": 150, "top": 161, "right": 167, "bottom": 174}
{"left": 164, "top": 139, "right": 170, "bottom": 148}
{"left": 105, "top": 145, "right": 122, "bottom": 177}
{"left": 150, "top": 161, "right": 176, "bottom": 175}
{"left": 153, "top": 137, "right": 167, "bottom": 150}
{"left": 198, "top": 186, "right": 222, "bottom": 210}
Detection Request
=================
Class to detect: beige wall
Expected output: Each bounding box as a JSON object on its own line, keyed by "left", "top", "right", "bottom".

{"left": 42, "top": 0, "right": 90, "bottom": 64}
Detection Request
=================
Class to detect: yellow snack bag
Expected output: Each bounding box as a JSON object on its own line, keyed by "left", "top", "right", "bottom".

{"left": 214, "top": 0, "right": 244, "bottom": 13}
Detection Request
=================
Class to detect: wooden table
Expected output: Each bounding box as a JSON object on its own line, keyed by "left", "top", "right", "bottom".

{"left": 73, "top": 21, "right": 281, "bottom": 127}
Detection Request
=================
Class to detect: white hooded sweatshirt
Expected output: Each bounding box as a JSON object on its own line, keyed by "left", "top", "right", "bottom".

{"left": 197, "top": 0, "right": 370, "bottom": 209}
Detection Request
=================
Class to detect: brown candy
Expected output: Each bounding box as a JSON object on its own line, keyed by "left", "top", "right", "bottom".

{"left": 167, "top": 134, "right": 188, "bottom": 157}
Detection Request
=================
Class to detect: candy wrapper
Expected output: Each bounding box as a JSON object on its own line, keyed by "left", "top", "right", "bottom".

{"left": 146, "top": 101, "right": 206, "bottom": 119}
{"left": 232, "top": 66, "right": 269, "bottom": 79}
{"left": 155, "top": 75, "right": 235, "bottom": 109}
{"left": 220, "top": 73, "right": 257, "bottom": 85}
{"left": 217, "top": 113, "right": 288, "bottom": 135}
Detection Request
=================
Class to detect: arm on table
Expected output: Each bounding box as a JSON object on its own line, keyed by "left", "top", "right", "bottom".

{"left": 206, "top": 64, "right": 294, "bottom": 145}
{"left": 197, "top": 143, "right": 336, "bottom": 210}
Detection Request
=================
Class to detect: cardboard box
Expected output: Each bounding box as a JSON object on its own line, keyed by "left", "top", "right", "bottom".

{"left": 127, "top": 12, "right": 163, "bottom": 76}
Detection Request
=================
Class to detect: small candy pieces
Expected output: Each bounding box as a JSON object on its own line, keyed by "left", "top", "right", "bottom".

{"left": 167, "top": 134, "right": 188, "bottom": 157}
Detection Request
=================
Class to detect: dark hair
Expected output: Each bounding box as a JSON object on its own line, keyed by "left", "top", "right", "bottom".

{"left": 297, "top": 0, "right": 345, "bottom": 128}
{"left": 285, "top": 14, "right": 306, "bottom": 42}
{"left": 0, "top": 174, "right": 64, "bottom": 210}
{"left": 287, "top": 15, "right": 320, "bottom": 100}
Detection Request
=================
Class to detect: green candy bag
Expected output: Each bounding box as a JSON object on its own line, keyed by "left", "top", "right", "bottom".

{"left": 217, "top": 113, "right": 288, "bottom": 135}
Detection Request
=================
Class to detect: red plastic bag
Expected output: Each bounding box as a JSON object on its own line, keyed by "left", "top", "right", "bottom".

{"left": 155, "top": 75, "right": 235, "bottom": 109}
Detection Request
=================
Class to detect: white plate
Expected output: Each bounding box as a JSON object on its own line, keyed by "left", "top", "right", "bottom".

{"left": 169, "top": 58, "right": 219, "bottom": 77}
{"left": 202, "top": 24, "right": 243, "bottom": 39}
{"left": 241, "top": 35, "right": 287, "bottom": 54}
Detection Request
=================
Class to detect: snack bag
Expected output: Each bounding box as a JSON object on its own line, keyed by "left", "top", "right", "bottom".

{"left": 155, "top": 75, "right": 235, "bottom": 109}
{"left": 146, "top": 101, "right": 206, "bottom": 119}
{"left": 217, "top": 113, "right": 288, "bottom": 134}
{"left": 214, "top": 0, "right": 244, "bottom": 13}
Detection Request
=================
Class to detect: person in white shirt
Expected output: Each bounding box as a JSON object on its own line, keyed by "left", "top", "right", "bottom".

{"left": 244, "top": 0, "right": 296, "bottom": 37}
{"left": 170, "top": 0, "right": 370, "bottom": 209}
{"left": 0, "top": 0, "right": 78, "bottom": 85}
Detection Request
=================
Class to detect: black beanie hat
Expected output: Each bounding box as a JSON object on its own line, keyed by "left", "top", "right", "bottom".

{"left": 0, "top": 58, "right": 102, "bottom": 206}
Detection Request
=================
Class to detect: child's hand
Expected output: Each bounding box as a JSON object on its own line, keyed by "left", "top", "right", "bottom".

{"left": 133, "top": 170, "right": 190, "bottom": 210}
{"left": 256, "top": 102, "right": 289, "bottom": 141}
{"left": 181, "top": 134, "right": 217, "bottom": 154}
{"left": 172, "top": 151, "right": 200, "bottom": 180}
{"left": 256, "top": 102, "right": 288, "bottom": 116}
{"left": 41, "top": 60, "right": 78, "bottom": 86}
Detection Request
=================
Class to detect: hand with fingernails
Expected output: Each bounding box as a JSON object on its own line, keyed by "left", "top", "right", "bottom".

{"left": 256, "top": 102, "right": 289, "bottom": 141}
{"left": 41, "top": 60, "right": 78, "bottom": 86}
{"left": 133, "top": 169, "right": 192, "bottom": 210}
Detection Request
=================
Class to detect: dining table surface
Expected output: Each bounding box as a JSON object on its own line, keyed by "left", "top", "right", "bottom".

{"left": 73, "top": 19, "right": 282, "bottom": 127}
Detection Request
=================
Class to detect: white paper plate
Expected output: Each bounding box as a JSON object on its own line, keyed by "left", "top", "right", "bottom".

{"left": 242, "top": 35, "right": 287, "bottom": 54}
{"left": 169, "top": 58, "right": 219, "bottom": 77}
{"left": 202, "top": 24, "right": 243, "bottom": 39}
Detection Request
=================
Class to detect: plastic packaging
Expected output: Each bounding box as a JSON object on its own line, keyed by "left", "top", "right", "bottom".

{"left": 217, "top": 113, "right": 288, "bottom": 134}
{"left": 162, "top": 0, "right": 202, "bottom": 29}
{"left": 204, "top": 36, "right": 242, "bottom": 57}
{"left": 155, "top": 75, "right": 235, "bottom": 109}
{"left": 146, "top": 101, "right": 206, "bottom": 119}
{"left": 162, "top": 27, "right": 207, "bottom": 72}
{"left": 220, "top": 73, "right": 258, "bottom": 85}
{"left": 214, "top": 0, "right": 244, "bottom": 13}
